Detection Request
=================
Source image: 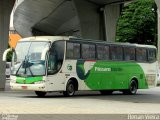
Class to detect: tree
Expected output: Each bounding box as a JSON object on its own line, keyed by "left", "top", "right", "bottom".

{"left": 6, "top": 44, "right": 12, "bottom": 62}
{"left": 116, "top": 0, "right": 157, "bottom": 46}
{"left": 7, "top": 51, "right": 13, "bottom": 62}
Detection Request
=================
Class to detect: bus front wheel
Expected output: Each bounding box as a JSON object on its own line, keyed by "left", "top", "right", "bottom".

{"left": 63, "top": 80, "right": 75, "bottom": 97}
{"left": 123, "top": 80, "right": 138, "bottom": 95}
{"left": 35, "top": 91, "right": 47, "bottom": 97}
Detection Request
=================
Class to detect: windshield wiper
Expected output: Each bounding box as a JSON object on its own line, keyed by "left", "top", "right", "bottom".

{"left": 15, "top": 61, "right": 23, "bottom": 76}
{"left": 25, "top": 60, "right": 34, "bottom": 77}
{"left": 23, "top": 56, "right": 35, "bottom": 77}
{"left": 15, "top": 55, "right": 28, "bottom": 76}
{"left": 16, "top": 56, "right": 35, "bottom": 77}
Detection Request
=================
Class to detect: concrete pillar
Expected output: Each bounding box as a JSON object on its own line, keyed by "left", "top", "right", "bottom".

{"left": 73, "top": 0, "right": 121, "bottom": 41}
{"left": 104, "top": 4, "right": 121, "bottom": 42}
{"left": 73, "top": 0, "right": 101, "bottom": 40}
{"left": 0, "top": 0, "right": 14, "bottom": 90}
{"left": 155, "top": 0, "right": 160, "bottom": 64}
{"left": 157, "top": 9, "right": 160, "bottom": 64}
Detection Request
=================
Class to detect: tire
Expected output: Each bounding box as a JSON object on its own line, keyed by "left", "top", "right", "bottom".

{"left": 123, "top": 80, "right": 138, "bottom": 95}
{"left": 63, "top": 80, "right": 75, "bottom": 97}
{"left": 100, "top": 90, "right": 113, "bottom": 95}
{"left": 35, "top": 91, "right": 47, "bottom": 97}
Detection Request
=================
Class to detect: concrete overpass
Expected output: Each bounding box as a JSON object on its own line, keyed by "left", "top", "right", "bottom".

{"left": 1, "top": 0, "right": 160, "bottom": 90}
{"left": 13, "top": 0, "right": 135, "bottom": 41}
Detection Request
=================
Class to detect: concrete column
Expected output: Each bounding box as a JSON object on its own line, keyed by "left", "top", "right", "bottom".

{"left": 73, "top": 0, "right": 122, "bottom": 41}
{"left": 0, "top": 0, "right": 14, "bottom": 90}
{"left": 73, "top": 0, "right": 100, "bottom": 40}
{"left": 104, "top": 4, "right": 121, "bottom": 42}
{"left": 157, "top": 9, "right": 160, "bottom": 65}
{"left": 155, "top": 0, "right": 160, "bottom": 64}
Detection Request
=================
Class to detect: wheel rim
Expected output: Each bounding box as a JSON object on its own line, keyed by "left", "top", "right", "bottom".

{"left": 130, "top": 81, "right": 137, "bottom": 94}
{"left": 67, "top": 84, "right": 75, "bottom": 95}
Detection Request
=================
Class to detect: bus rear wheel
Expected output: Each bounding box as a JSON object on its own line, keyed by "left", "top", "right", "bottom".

{"left": 100, "top": 90, "right": 113, "bottom": 95}
{"left": 63, "top": 80, "right": 75, "bottom": 97}
{"left": 35, "top": 91, "right": 47, "bottom": 97}
{"left": 123, "top": 80, "right": 138, "bottom": 95}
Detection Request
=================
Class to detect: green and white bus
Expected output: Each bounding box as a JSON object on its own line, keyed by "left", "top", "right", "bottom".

{"left": 3, "top": 36, "right": 158, "bottom": 97}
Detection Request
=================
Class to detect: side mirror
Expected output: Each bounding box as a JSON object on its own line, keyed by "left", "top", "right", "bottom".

{"left": 41, "top": 47, "right": 49, "bottom": 60}
{"left": 2, "top": 48, "right": 12, "bottom": 61}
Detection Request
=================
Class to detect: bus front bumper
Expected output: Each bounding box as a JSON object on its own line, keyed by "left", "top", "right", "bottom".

{"left": 10, "top": 83, "right": 46, "bottom": 91}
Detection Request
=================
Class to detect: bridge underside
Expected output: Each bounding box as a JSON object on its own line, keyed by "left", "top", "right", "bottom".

{"left": 14, "top": 0, "right": 134, "bottom": 41}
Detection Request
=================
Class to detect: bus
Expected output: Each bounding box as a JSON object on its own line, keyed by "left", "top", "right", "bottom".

{"left": 3, "top": 36, "right": 158, "bottom": 97}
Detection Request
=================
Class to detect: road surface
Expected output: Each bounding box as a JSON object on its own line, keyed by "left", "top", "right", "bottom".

{"left": 0, "top": 81, "right": 160, "bottom": 120}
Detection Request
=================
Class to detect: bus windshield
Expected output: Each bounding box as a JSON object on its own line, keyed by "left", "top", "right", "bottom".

{"left": 11, "top": 41, "right": 50, "bottom": 77}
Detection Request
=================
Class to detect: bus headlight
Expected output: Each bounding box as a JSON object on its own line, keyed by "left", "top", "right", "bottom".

{"left": 34, "top": 81, "right": 45, "bottom": 84}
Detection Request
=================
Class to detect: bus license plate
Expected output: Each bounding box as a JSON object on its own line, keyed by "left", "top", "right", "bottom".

{"left": 22, "top": 86, "right": 27, "bottom": 89}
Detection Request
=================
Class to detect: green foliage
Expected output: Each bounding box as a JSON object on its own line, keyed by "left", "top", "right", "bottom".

{"left": 6, "top": 44, "right": 12, "bottom": 62}
{"left": 7, "top": 51, "right": 13, "bottom": 62}
{"left": 116, "top": 0, "right": 157, "bottom": 45}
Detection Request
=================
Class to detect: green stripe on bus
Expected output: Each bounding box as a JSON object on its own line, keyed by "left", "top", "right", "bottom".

{"left": 16, "top": 76, "right": 43, "bottom": 84}
{"left": 76, "top": 61, "right": 148, "bottom": 90}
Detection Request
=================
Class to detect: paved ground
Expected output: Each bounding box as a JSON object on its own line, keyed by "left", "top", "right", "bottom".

{"left": 1, "top": 81, "right": 160, "bottom": 120}
{"left": 1, "top": 81, "right": 160, "bottom": 114}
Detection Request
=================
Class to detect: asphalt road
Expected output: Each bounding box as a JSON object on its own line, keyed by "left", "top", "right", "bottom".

{"left": 1, "top": 81, "right": 160, "bottom": 120}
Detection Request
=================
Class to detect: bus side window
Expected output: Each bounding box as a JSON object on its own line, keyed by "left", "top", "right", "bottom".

{"left": 148, "top": 49, "right": 156, "bottom": 62}
{"left": 48, "top": 52, "right": 58, "bottom": 74}
{"left": 66, "top": 42, "right": 80, "bottom": 59}
{"left": 110, "top": 46, "right": 123, "bottom": 61}
{"left": 136, "top": 48, "right": 147, "bottom": 62}
{"left": 66, "top": 42, "right": 74, "bottom": 59}
{"left": 97, "top": 45, "right": 109, "bottom": 60}
{"left": 48, "top": 41, "right": 64, "bottom": 75}
{"left": 82, "top": 44, "right": 95, "bottom": 59}
{"left": 124, "top": 47, "right": 135, "bottom": 61}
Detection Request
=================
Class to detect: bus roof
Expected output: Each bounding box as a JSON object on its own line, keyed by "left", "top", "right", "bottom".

{"left": 69, "top": 37, "right": 156, "bottom": 49}
{"left": 19, "top": 36, "right": 70, "bottom": 42}
{"left": 18, "top": 36, "right": 156, "bottom": 49}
